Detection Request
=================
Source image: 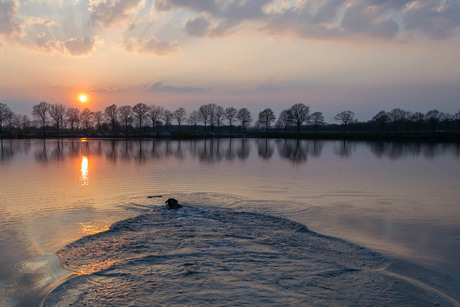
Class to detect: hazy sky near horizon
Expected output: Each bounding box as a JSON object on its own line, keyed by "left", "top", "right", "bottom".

{"left": 1, "top": 0, "right": 460, "bottom": 121}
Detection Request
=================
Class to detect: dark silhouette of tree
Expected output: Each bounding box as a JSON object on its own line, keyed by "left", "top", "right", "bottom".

{"left": 119, "top": 105, "right": 133, "bottom": 132}
{"left": 18, "top": 114, "right": 30, "bottom": 132}
{"left": 198, "top": 104, "right": 213, "bottom": 131}
{"left": 148, "top": 105, "right": 164, "bottom": 131}
{"left": 133, "top": 103, "right": 148, "bottom": 132}
{"left": 372, "top": 111, "right": 389, "bottom": 133}
{"left": 334, "top": 111, "right": 355, "bottom": 132}
{"left": 454, "top": 111, "right": 460, "bottom": 131}
{"left": 236, "top": 108, "right": 252, "bottom": 131}
{"left": 410, "top": 112, "right": 425, "bottom": 132}
{"left": 310, "top": 111, "right": 325, "bottom": 133}
{"left": 289, "top": 103, "right": 310, "bottom": 133}
{"left": 258, "top": 108, "right": 276, "bottom": 132}
{"left": 425, "top": 109, "right": 441, "bottom": 132}
{"left": 32, "top": 101, "right": 50, "bottom": 135}
{"left": 92, "top": 111, "right": 104, "bottom": 133}
{"left": 215, "top": 106, "right": 225, "bottom": 130}
{"left": 104, "top": 104, "right": 118, "bottom": 134}
{"left": 80, "top": 108, "right": 92, "bottom": 132}
{"left": 49, "top": 103, "right": 66, "bottom": 133}
{"left": 440, "top": 112, "right": 453, "bottom": 131}
{"left": 388, "top": 108, "right": 409, "bottom": 131}
{"left": 65, "top": 107, "right": 80, "bottom": 134}
{"left": 188, "top": 110, "right": 199, "bottom": 131}
{"left": 173, "top": 107, "right": 187, "bottom": 130}
{"left": 0, "top": 103, "right": 11, "bottom": 133}
{"left": 164, "top": 110, "right": 173, "bottom": 128}
{"left": 225, "top": 107, "right": 238, "bottom": 132}
{"left": 4, "top": 109, "right": 15, "bottom": 133}
{"left": 276, "top": 109, "right": 293, "bottom": 133}
{"left": 208, "top": 104, "right": 218, "bottom": 131}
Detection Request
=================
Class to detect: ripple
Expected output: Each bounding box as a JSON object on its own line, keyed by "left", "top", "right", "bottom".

{"left": 43, "top": 206, "right": 458, "bottom": 306}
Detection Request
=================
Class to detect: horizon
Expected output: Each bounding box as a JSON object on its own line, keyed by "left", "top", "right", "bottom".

{"left": 1, "top": 0, "right": 460, "bottom": 121}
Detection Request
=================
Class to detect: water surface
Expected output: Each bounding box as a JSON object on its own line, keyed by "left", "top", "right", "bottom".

{"left": 0, "top": 138, "right": 459, "bottom": 305}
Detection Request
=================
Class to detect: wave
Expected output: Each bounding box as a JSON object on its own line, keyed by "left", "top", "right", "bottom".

{"left": 43, "top": 205, "right": 457, "bottom": 306}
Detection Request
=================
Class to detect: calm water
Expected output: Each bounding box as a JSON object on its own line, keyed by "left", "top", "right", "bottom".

{"left": 1, "top": 138, "right": 460, "bottom": 305}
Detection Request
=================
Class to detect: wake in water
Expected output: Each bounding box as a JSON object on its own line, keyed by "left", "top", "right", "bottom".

{"left": 43, "top": 205, "right": 455, "bottom": 306}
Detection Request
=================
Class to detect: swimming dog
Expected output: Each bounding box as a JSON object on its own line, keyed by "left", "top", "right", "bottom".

{"left": 165, "top": 198, "right": 182, "bottom": 210}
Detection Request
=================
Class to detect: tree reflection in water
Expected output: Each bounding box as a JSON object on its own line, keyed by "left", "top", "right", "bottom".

{"left": 1, "top": 139, "right": 459, "bottom": 164}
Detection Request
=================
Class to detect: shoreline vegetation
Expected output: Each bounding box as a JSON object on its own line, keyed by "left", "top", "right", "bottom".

{"left": 1, "top": 102, "right": 460, "bottom": 142}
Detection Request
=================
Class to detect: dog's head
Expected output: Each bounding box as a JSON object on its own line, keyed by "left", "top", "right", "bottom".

{"left": 165, "top": 198, "right": 182, "bottom": 209}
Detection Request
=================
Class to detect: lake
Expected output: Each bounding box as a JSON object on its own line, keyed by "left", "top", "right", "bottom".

{"left": 1, "top": 138, "right": 460, "bottom": 305}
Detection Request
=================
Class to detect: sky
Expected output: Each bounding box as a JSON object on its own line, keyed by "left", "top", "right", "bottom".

{"left": 1, "top": 0, "right": 460, "bottom": 121}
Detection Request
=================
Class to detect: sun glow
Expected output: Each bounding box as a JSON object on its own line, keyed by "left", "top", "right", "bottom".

{"left": 79, "top": 95, "right": 87, "bottom": 103}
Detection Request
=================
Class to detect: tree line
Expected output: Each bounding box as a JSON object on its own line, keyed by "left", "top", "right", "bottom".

{"left": 1, "top": 101, "right": 460, "bottom": 137}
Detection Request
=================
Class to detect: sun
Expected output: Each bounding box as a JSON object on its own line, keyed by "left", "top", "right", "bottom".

{"left": 79, "top": 95, "right": 87, "bottom": 103}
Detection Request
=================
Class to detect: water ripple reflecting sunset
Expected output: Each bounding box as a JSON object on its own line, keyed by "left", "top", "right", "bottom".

{"left": 80, "top": 156, "right": 89, "bottom": 186}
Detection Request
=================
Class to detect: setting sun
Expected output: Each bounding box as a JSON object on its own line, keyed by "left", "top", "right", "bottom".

{"left": 79, "top": 95, "right": 87, "bottom": 103}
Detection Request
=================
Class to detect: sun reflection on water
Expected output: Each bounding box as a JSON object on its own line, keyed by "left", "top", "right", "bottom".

{"left": 81, "top": 156, "right": 89, "bottom": 186}
{"left": 79, "top": 222, "right": 110, "bottom": 236}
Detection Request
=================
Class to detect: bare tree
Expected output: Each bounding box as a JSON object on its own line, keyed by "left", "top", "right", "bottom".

{"left": 133, "top": 103, "right": 149, "bottom": 132}
{"left": 225, "top": 107, "right": 238, "bottom": 132}
{"left": 410, "top": 112, "right": 425, "bottom": 132}
{"left": 32, "top": 101, "right": 50, "bottom": 135}
{"left": 425, "top": 109, "right": 441, "bottom": 132}
{"left": 215, "top": 106, "right": 225, "bottom": 130}
{"left": 173, "top": 107, "right": 187, "bottom": 130}
{"left": 80, "top": 108, "right": 92, "bottom": 132}
{"left": 4, "top": 109, "right": 15, "bottom": 133}
{"left": 388, "top": 108, "right": 409, "bottom": 131}
{"left": 276, "top": 109, "right": 293, "bottom": 133}
{"left": 66, "top": 107, "right": 80, "bottom": 134}
{"left": 236, "top": 108, "right": 252, "bottom": 131}
{"left": 258, "top": 108, "right": 276, "bottom": 132}
{"left": 372, "top": 110, "right": 389, "bottom": 133}
{"left": 440, "top": 112, "right": 454, "bottom": 131}
{"left": 147, "top": 105, "right": 164, "bottom": 131}
{"left": 0, "top": 103, "right": 11, "bottom": 133}
{"left": 454, "top": 111, "right": 460, "bottom": 131}
{"left": 104, "top": 104, "right": 118, "bottom": 134}
{"left": 334, "top": 111, "right": 355, "bottom": 132}
{"left": 92, "top": 111, "right": 104, "bottom": 133}
{"left": 19, "top": 114, "right": 31, "bottom": 132}
{"left": 289, "top": 103, "right": 310, "bottom": 133}
{"left": 164, "top": 110, "right": 173, "bottom": 128}
{"left": 198, "top": 104, "right": 212, "bottom": 131}
{"left": 310, "top": 111, "right": 325, "bottom": 133}
{"left": 119, "top": 105, "right": 133, "bottom": 132}
{"left": 187, "top": 110, "right": 199, "bottom": 131}
{"left": 49, "top": 103, "right": 66, "bottom": 133}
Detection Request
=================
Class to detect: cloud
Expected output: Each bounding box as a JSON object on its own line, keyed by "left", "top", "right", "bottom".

{"left": 119, "top": 36, "right": 179, "bottom": 55}
{"left": 341, "top": 1, "right": 400, "bottom": 39}
{"left": 403, "top": 0, "right": 460, "bottom": 39}
{"left": 155, "top": 0, "right": 219, "bottom": 13}
{"left": 185, "top": 17, "right": 209, "bottom": 36}
{"left": 0, "top": 0, "right": 23, "bottom": 38}
{"left": 89, "top": 0, "right": 144, "bottom": 28}
{"left": 26, "top": 16, "right": 56, "bottom": 26}
{"left": 155, "top": 0, "right": 460, "bottom": 40}
{"left": 26, "top": 32, "right": 102, "bottom": 56}
{"left": 148, "top": 81, "right": 204, "bottom": 93}
{"left": 60, "top": 36, "right": 103, "bottom": 56}
{"left": 90, "top": 87, "right": 113, "bottom": 93}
